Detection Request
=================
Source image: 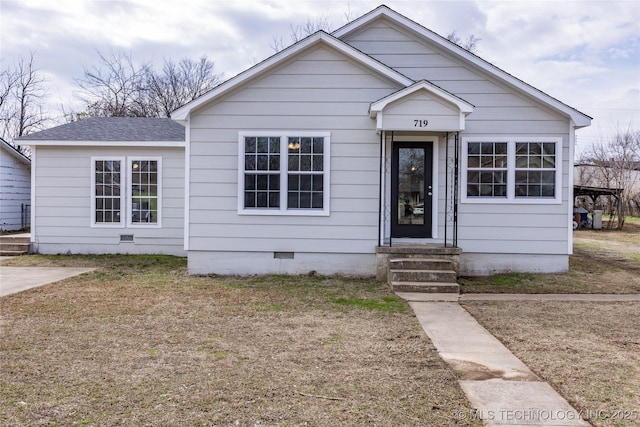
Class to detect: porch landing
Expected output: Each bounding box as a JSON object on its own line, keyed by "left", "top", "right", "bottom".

{"left": 376, "top": 244, "right": 462, "bottom": 293}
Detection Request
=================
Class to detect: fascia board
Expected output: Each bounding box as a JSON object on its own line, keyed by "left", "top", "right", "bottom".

{"left": 171, "top": 31, "right": 413, "bottom": 121}
{"left": 369, "top": 81, "right": 474, "bottom": 117}
{"left": 1, "top": 140, "right": 30, "bottom": 164}
{"left": 23, "top": 140, "right": 186, "bottom": 148}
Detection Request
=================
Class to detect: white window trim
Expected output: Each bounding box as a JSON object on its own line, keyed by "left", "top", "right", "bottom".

{"left": 127, "top": 157, "right": 162, "bottom": 229}
{"left": 91, "top": 156, "right": 163, "bottom": 228}
{"left": 461, "top": 137, "right": 562, "bottom": 204}
{"left": 91, "top": 156, "right": 125, "bottom": 228}
{"left": 237, "top": 131, "right": 331, "bottom": 216}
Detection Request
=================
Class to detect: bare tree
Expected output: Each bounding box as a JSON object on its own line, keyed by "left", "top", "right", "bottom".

{"left": 73, "top": 49, "right": 220, "bottom": 119}
{"left": 271, "top": 15, "right": 333, "bottom": 52}
{"left": 578, "top": 127, "right": 640, "bottom": 227}
{"left": 0, "top": 53, "right": 50, "bottom": 151}
{"left": 147, "top": 56, "right": 221, "bottom": 117}
{"left": 446, "top": 31, "right": 481, "bottom": 53}
{"left": 74, "top": 48, "right": 152, "bottom": 117}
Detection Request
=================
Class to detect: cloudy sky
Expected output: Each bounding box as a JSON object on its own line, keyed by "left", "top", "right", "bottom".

{"left": 2, "top": 0, "right": 639, "bottom": 154}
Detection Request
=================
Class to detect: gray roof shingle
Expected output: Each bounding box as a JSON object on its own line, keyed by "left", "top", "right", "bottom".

{"left": 18, "top": 117, "right": 185, "bottom": 141}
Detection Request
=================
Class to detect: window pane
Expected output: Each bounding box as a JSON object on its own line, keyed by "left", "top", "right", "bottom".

{"left": 245, "top": 155, "right": 255, "bottom": 170}
{"left": 131, "top": 159, "right": 158, "bottom": 223}
{"left": 312, "top": 154, "right": 323, "bottom": 172}
{"left": 288, "top": 155, "right": 299, "bottom": 171}
{"left": 300, "top": 137, "right": 312, "bottom": 153}
{"left": 468, "top": 142, "right": 480, "bottom": 155}
{"left": 481, "top": 143, "right": 493, "bottom": 154}
{"left": 257, "top": 137, "right": 269, "bottom": 153}
{"left": 245, "top": 137, "right": 256, "bottom": 153}
{"left": 257, "top": 155, "right": 268, "bottom": 170}
{"left": 313, "top": 138, "right": 323, "bottom": 154}
{"left": 312, "top": 193, "right": 323, "bottom": 209}
{"left": 300, "top": 155, "right": 311, "bottom": 171}
{"left": 245, "top": 174, "right": 256, "bottom": 190}
{"left": 94, "top": 159, "right": 121, "bottom": 223}
{"left": 245, "top": 192, "right": 255, "bottom": 208}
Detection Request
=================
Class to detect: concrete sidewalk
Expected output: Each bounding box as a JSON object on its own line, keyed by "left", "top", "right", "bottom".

{"left": 0, "top": 266, "right": 95, "bottom": 297}
{"left": 398, "top": 292, "right": 640, "bottom": 302}
{"left": 402, "top": 295, "right": 606, "bottom": 426}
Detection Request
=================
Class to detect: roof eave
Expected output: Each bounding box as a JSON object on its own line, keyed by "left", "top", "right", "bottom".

{"left": 171, "top": 31, "right": 414, "bottom": 120}
{"left": 25, "top": 140, "right": 186, "bottom": 148}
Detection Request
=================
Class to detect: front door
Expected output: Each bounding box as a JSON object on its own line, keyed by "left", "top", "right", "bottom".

{"left": 391, "top": 141, "right": 433, "bottom": 238}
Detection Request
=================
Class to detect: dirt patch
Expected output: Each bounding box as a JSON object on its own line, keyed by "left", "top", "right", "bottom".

{"left": 462, "top": 301, "right": 640, "bottom": 427}
{"left": 0, "top": 256, "right": 478, "bottom": 426}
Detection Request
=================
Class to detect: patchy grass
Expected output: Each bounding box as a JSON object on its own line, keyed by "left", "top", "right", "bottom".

{"left": 0, "top": 255, "right": 477, "bottom": 426}
{"left": 460, "top": 218, "right": 640, "bottom": 294}
{"left": 332, "top": 296, "right": 406, "bottom": 313}
{"left": 463, "top": 301, "right": 640, "bottom": 427}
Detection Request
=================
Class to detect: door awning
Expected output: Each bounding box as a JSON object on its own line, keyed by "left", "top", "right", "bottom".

{"left": 369, "top": 80, "right": 474, "bottom": 132}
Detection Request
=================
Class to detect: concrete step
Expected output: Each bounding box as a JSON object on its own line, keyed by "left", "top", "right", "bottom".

{"left": 389, "top": 258, "right": 453, "bottom": 271}
{"left": 0, "top": 242, "right": 30, "bottom": 252}
{"left": 0, "top": 236, "right": 30, "bottom": 256}
{"left": 391, "top": 281, "right": 460, "bottom": 293}
{"left": 0, "top": 250, "right": 29, "bottom": 256}
{"left": 390, "top": 269, "right": 457, "bottom": 283}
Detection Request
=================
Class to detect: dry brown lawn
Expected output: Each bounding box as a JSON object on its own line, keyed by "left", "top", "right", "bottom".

{"left": 460, "top": 217, "right": 640, "bottom": 294}
{"left": 0, "top": 255, "right": 477, "bottom": 426}
{"left": 462, "top": 301, "right": 640, "bottom": 427}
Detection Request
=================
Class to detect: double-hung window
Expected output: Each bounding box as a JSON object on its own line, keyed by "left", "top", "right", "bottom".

{"left": 239, "top": 132, "right": 330, "bottom": 215}
{"left": 462, "top": 137, "right": 561, "bottom": 203}
{"left": 91, "top": 157, "right": 161, "bottom": 227}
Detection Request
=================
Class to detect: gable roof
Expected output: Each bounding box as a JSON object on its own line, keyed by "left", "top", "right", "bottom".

{"left": 18, "top": 117, "right": 185, "bottom": 146}
{"left": 171, "top": 31, "right": 414, "bottom": 121}
{"left": 333, "top": 5, "right": 592, "bottom": 128}
{"left": 369, "top": 80, "right": 475, "bottom": 131}
{"left": 1, "top": 137, "right": 30, "bottom": 165}
{"left": 370, "top": 80, "right": 475, "bottom": 117}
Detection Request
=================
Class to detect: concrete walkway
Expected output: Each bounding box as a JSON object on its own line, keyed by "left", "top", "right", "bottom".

{"left": 399, "top": 292, "right": 640, "bottom": 302}
{"left": 397, "top": 292, "right": 630, "bottom": 426}
{"left": 0, "top": 266, "right": 95, "bottom": 297}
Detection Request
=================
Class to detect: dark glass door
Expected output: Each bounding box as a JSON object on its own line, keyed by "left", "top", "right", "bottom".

{"left": 391, "top": 142, "right": 433, "bottom": 238}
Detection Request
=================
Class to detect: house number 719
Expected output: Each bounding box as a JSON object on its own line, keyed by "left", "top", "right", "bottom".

{"left": 413, "top": 119, "right": 429, "bottom": 127}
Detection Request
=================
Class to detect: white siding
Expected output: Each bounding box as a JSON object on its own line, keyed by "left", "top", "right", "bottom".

{"left": 32, "top": 146, "right": 185, "bottom": 256}
{"left": 0, "top": 145, "right": 31, "bottom": 231}
{"left": 187, "top": 45, "right": 403, "bottom": 273}
{"left": 345, "top": 21, "right": 574, "bottom": 269}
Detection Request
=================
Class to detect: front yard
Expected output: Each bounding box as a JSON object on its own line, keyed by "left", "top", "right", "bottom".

{"left": 1, "top": 219, "right": 638, "bottom": 426}
{"left": 0, "top": 256, "right": 475, "bottom": 426}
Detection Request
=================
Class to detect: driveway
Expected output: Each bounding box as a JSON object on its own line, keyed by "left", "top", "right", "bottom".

{"left": 0, "top": 265, "right": 95, "bottom": 297}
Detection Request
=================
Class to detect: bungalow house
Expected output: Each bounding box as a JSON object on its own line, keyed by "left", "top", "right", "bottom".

{"left": 1, "top": 137, "right": 31, "bottom": 231}
{"left": 20, "top": 5, "right": 591, "bottom": 278}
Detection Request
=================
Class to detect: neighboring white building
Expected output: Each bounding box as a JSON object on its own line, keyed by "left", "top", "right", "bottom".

{"left": 21, "top": 5, "right": 591, "bottom": 275}
{"left": 0, "top": 138, "right": 31, "bottom": 231}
